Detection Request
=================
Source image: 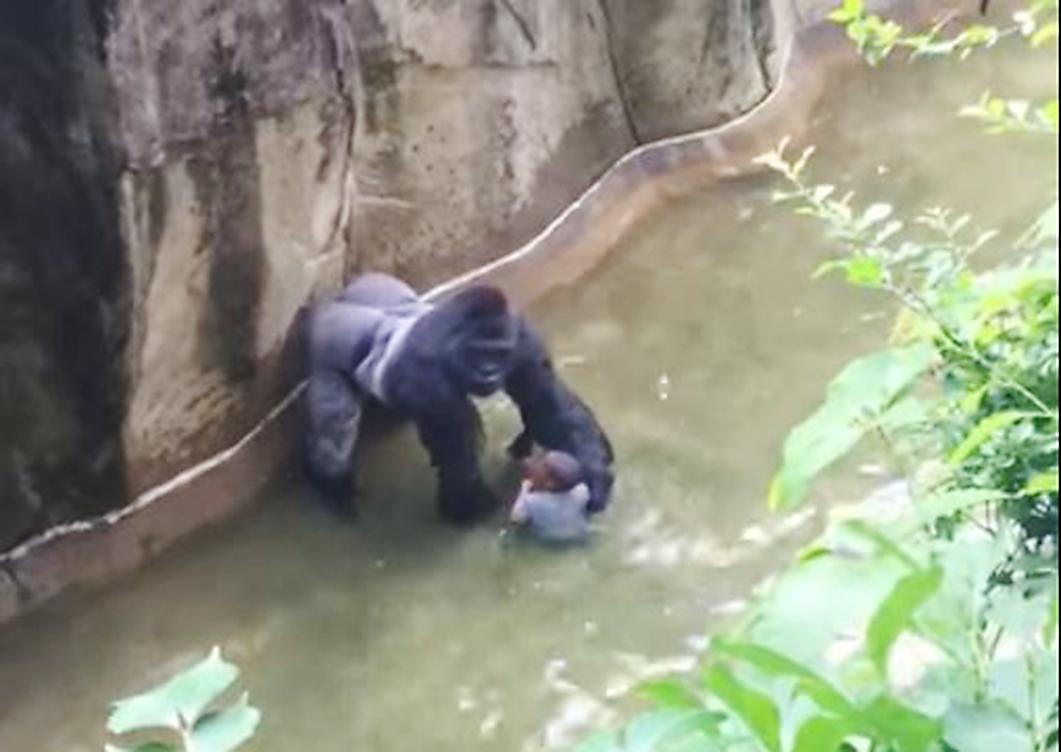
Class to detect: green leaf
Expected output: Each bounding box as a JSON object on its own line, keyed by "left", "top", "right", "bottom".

{"left": 877, "top": 397, "right": 930, "bottom": 432}
{"left": 622, "top": 709, "right": 724, "bottom": 751}
{"left": 711, "top": 639, "right": 858, "bottom": 719}
{"left": 108, "top": 648, "right": 239, "bottom": 734}
{"left": 768, "top": 422, "right": 864, "bottom": 511}
{"left": 638, "top": 679, "right": 708, "bottom": 711}
{"left": 793, "top": 146, "right": 818, "bottom": 177}
{"left": 959, "top": 385, "right": 988, "bottom": 414}
{"left": 814, "top": 256, "right": 888, "bottom": 287}
{"left": 867, "top": 567, "right": 944, "bottom": 673}
{"left": 986, "top": 577, "right": 1060, "bottom": 641}
{"left": 105, "top": 745, "right": 175, "bottom": 752}
{"left": 957, "top": 24, "right": 999, "bottom": 47}
{"left": 813, "top": 259, "right": 849, "bottom": 280}
{"left": 910, "top": 488, "right": 1007, "bottom": 528}
{"left": 1040, "top": 99, "right": 1059, "bottom": 130}
{"left": 792, "top": 715, "right": 856, "bottom": 752}
{"left": 846, "top": 257, "right": 886, "bottom": 288}
{"left": 943, "top": 703, "right": 1031, "bottom": 752}
{"left": 188, "top": 693, "right": 261, "bottom": 752}
{"left": 989, "top": 652, "right": 1059, "bottom": 724}
{"left": 1031, "top": 20, "right": 1059, "bottom": 47}
{"left": 829, "top": 0, "right": 864, "bottom": 22}
{"left": 1045, "top": 593, "right": 1059, "bottom": 648}
{"left": 1006, "top": 99, "right": 1031, "bottom": 121}
{"left": 1014, "top": 9, "right": 1037, "bottom": 35}
{"left": 1025, "top": 470, "right": 1060, "bottom": 494}
{"left": 858, "top": 203, "right": 894, "bottom": 230}
{"left": 769, "top": 345, "right": 936, "bottom": 509}
{"left": 572, "top": 731, "right": 621, "bottom": 752}
{"left": 841, "top": 519, "right": 922, "bottom": 571}
{"left": 874, "top": 219, "right": 904, "bottom": 244}
{"left": 702, "top": 665, "right": 781, "bottom": 752}
{"left": 948, "top": 411, "right": 1026, "bottom": 465}
{"left": 813, "top": 184, "right": 836, "bottom": 202}
{"left": 863, "top": 695, "right": 941, "bottom": 752}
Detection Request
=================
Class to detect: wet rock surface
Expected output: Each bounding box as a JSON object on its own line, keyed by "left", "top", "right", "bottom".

{"left": 0, "top": 1, "right": 129, "bottom": 549}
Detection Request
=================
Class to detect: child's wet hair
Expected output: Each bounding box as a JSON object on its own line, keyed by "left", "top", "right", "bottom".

{"left": 541, "top": 451, "right": 583, "bottom": 490}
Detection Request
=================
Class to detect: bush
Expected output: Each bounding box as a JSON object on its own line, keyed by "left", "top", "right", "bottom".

{"left": 572, "top": 2, "right": 1059, "bottom": 750}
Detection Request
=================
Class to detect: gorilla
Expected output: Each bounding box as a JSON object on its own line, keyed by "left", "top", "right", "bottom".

{"left": 504, "top": 322, "right": 614, "bottom": 513}
{"left": 305, "top": 272, "right": 614, "bottom": 523}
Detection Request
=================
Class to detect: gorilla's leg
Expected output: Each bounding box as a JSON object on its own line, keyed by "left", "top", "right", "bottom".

{"left": 305, "top": 369, "right": 363, "bottom": 517}
{"left": 415, "top": 399, "right": 499, "bottom": 524}
{"left": 339, "top": 272, "right": 420, "bottom": 310}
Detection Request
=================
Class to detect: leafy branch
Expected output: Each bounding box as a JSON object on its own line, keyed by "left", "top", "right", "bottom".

{"left": 106, "top": 648, "right": 260, "bottom": 752}
{"left": 829, "top": 0, "right": 1059, "bottom": 66}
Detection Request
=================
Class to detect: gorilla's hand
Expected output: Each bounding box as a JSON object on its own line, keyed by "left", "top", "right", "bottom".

{"left": 437, "top": 473, "right": 501, "bottom": 525}
{"left": 584, "top": 465, "right": 615, "bottom": 515}
{"left": 505, "top": 317, "right": 616, "bottom": 513}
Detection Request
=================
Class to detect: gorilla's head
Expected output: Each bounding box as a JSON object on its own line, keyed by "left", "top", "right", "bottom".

{"left": 435, "top": 286, "right": 518, "bottom": 397}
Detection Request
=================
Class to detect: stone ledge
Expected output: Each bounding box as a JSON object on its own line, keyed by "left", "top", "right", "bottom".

{"left": 0, "top": 0, "right": 972, "bottom": 625}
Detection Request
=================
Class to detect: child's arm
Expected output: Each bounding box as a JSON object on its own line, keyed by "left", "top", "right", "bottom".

{"left": 571, "top": 483, "right": 591, "bottom": 513}
{"left": 510, "top": 480, "right": 534, "bottom": 523}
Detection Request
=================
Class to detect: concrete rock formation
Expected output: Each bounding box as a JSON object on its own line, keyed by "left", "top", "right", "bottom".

{"left": 1, "top": 0, "right": 780, "bottom": 552}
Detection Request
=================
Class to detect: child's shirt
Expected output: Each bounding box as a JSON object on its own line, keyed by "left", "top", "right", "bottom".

{"left": 510, "top": 481, "right": 591, "bottom": 543}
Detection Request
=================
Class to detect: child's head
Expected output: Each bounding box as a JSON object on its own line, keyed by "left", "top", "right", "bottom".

{"left": 523, "top": 450, "right": 584, "bottom": 493}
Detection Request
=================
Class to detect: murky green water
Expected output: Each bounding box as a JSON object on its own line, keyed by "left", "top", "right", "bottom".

{"left": 1, "top": 45, "right": 1055, "bottom": 752}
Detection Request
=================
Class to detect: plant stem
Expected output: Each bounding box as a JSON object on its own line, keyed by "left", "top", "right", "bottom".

{"left": 889, "top": 283, "right": 1059, "bottom": 419}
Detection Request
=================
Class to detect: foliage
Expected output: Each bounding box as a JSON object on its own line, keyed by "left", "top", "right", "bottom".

{"left": 756, "top": 139, "right": 1059, "bottom": 556}
{"left": 105, "top": 648, "right": 260, "bottom": 752}
{"left": 572, "top": 3, "right": 1059, "bottom": 751}
{"left": 829, "top": 0, "right": 1058, "bottom": 64}
{"left": 573, "top": 518, "right": 1059, "bottom": 752}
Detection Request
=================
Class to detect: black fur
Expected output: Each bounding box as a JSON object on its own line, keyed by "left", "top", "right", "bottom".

{"left": 305, "top": 275, "right": 614, "bottom": 524}
{"left": 387, "top": 286, "right": 517, "bottom": 402}
{"left": 384, "top": 286, "right": 517, "bottom": 521}
{"left": 505, "top": 318, "right": 615, "bottom": 513}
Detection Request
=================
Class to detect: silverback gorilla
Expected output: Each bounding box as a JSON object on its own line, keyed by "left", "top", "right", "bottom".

{"left": 305, "top": 273, "right": 614, "bottom": 523}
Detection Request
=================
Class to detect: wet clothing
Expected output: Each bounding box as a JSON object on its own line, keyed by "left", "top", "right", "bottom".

{"left": 510, "top": 481, "right": 591, "bottom": 544}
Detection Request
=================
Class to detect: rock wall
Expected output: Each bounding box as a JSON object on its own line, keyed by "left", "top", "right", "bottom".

{"left": 0, "top": 2, "right": 130, "bottom": 548}
{"left": 1, "top": 0, "right": 779, "bottom": 551}
{"left": 602, "top": 0, "right": 778, "bottom": 142}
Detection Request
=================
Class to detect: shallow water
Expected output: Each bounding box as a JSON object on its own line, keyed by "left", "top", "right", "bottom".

{"left": 1, "top": 44, "right": 1056, "bottom": 752}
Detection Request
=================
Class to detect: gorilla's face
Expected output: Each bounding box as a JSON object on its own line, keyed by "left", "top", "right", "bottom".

{"left": 437, "top": 287, "right": 518, "bottom": 397}
{"left": 460, "top": 331, "right": 516, "bottom": 395}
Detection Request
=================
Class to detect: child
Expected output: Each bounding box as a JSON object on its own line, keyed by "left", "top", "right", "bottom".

{"left": 509, "top": 450, "right": 591, "bottom": 544}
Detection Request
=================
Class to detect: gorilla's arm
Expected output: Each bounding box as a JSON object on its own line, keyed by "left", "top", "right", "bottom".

{"left": 384, "top": 286, "right": 517, "bottom": 523}
{"left": 413, "top": 397, "right": 497, "bottom": 524}
{"left": 505, "top": 318, "right": 615, "bottom": 513}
